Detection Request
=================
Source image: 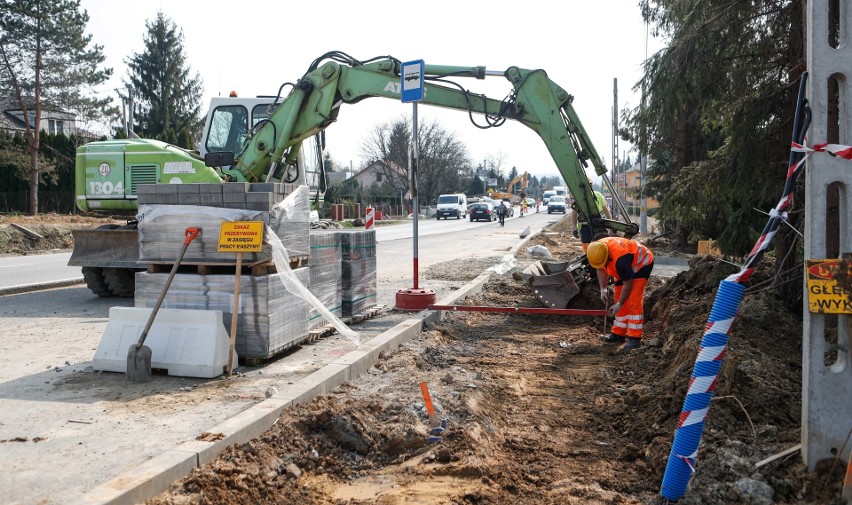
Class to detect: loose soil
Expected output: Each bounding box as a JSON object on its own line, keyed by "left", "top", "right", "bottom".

{"left": 0, "top": 212, "right": 124, "bottom": 256}
{"left": 140, "top": 218, "right": 842, "bottom": 505}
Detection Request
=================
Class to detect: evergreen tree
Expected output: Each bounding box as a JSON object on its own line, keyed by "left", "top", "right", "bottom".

{"left": 0, "top": 0, "right": 112, "bottom": 215}
{"left": 125, "top": 11, "right": 203, "bottom": 148}
{"left": 627, "top": 0, "right": 805, "bottom": 308}
{"left": 627, "top": 0, "right": 804, "bottom": 255}
{"left": 507, "top": 166, "right": 518, "bottom": 187}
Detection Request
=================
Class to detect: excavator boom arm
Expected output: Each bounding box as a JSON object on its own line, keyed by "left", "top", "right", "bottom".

{"left": 233, "top": 56, "right": 636, "bottom": 236}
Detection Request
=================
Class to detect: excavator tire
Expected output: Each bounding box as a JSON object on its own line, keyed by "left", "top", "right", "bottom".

{"left": 102, "top": 268, "right": 136, "bottom": 298}
{"left": 82, "top": 267, "right": 112, "bottom": 297}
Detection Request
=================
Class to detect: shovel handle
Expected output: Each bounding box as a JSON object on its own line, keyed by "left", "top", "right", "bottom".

{"left": 135, "top": 227, "right": 202, "bottom": 348}
{"left": 184, "top": 227, "right": 201, "bottom": 245}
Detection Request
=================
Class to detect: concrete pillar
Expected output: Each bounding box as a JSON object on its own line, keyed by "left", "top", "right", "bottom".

{"left": 803, "top": 0, "right": 852, "bottom": 471}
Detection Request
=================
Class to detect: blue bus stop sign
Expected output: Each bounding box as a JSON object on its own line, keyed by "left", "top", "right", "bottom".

{"left": 401, "top": 60, "right": 424, "bottom": 103}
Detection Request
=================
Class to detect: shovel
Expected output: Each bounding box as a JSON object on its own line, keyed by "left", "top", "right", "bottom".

{"left": 127, "top": 227, "right": 201, "bottom": 382}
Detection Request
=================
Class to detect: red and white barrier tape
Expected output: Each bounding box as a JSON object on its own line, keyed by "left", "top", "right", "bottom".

{"left": 791, "top": 141, "right": 852, "bottom": 160}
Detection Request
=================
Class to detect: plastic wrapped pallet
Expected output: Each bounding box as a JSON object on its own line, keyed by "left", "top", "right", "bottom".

{"left": 339, "top": 229, "right": 377, "bottom": 317}
{"left": 134, "top": 268, "right": 311, "bottom": 359}
{"left": 137, "top": 186, "right": 310, "bottom": 264}
{"left": 267, "top": 185, "right": 311, "bottom": 258}
{"left": 308, "top": 231, "right": 342, "bottom": 329}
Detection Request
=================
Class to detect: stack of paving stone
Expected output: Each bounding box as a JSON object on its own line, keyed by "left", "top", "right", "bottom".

{"left": 133, "top": 183, "right": 313, "bottom": 360}
{"left": 136, "top": 182, "right": 310, "bottom": 263}
{"left": 134, "top": 268, "right": 311, "bottom": 359}
{"left": 339, "top": 229, "right": 377, "bottom": 317}
{"left": 307, "top": 230, "right": 343, "bottom": 329}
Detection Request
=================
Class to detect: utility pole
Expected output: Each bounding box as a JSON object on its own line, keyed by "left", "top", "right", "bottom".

{"left": 612, "top": 78, "right": 619, "bottom": 219}
{"left": 639, "top": 23, "right": 649, "bottom": 234}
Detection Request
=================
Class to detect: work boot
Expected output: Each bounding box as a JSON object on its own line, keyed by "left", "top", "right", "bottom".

{"left": 623, "top": 337, "right": 641, "bottom": 350}
{"left": 598, "top": 333, "right": 625, "bottom": 345}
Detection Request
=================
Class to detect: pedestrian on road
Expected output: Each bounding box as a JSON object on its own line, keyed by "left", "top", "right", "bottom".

{"left": 496, "top": 201, "right": 505, "bottom": 227}
{"left": 570, "top": 185, "right": 612, "bottom": 252}
{"left": 587, "top": 236, "right": 654, "bottom": 350}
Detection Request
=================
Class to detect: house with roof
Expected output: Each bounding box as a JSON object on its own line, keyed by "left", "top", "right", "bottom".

{"left": 607, "top": 158, "right": 659, "bottom": 211}
{"left": 352, "top": 159, "right": 407, "bottom": 188}
{"left": 0, "top": 97, "right": 76, "bottom": 136}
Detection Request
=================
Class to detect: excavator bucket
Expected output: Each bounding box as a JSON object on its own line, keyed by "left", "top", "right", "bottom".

{"left": 522, "top": 260, "right": 581, "bottom": 309}
{"left": 68, "top": 228, "right": 141, "bottom": 268}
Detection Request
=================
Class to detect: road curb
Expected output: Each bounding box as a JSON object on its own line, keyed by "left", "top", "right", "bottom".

{"left": 73, "top": 254, "right": 495, "bottom": 505}
{"left": 0, "top": 277, "right": 84, "bottom": 297}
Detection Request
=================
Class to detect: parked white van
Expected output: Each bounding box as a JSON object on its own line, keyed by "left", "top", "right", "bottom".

{"left": 436, "top": 193, "right": 468, "bottom": 219}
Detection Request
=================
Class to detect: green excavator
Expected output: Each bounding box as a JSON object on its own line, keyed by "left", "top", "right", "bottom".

{"left": 70, "top": 51, "right": 637, "bottom": 303}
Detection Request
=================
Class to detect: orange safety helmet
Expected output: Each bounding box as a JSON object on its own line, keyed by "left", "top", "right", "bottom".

{"left": 587, "top": 241, "right": 608, "bottom": 269}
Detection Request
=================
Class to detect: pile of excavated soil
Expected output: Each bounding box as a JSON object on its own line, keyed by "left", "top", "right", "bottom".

{"left": 0, "top": 213, "right": 124, "bottom": 256}
{"left": 145, "top": 218, "right": 839, "bottom": 505}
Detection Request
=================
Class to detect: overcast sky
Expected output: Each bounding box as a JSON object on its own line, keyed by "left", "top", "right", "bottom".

{"left": 79, "top": 0, "right": 664, "bottom": 180}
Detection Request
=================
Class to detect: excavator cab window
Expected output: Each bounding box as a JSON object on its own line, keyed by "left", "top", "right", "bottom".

{"left": 251, "top": 103, "right": 278, "bottom": 125}
{"left": 206, "top": 105, "right": 249, "bottom": 155}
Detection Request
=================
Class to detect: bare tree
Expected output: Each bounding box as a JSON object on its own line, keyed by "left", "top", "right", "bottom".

{"left": 360, "top": 115, "right": 472, "bottom": 203}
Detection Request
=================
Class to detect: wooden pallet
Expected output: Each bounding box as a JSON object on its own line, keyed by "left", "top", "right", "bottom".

{"left": 237, "top": 305, "right": 388, "bottom": 366}
{"left": 342, "top": 304, "right": 387, "bottom": 325}
{"left": 307, "top": 324, "right": 336, "bottom": 343}
{"left": 305, "top": 305, "right": 388, "bottom": 342}
{"left": 144, "top": 255, "right": 309, "bottom": 276}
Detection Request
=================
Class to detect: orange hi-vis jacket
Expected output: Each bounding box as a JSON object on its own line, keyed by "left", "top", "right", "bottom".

{"left": 599, "top": 237, "right": 654, "bottom": 338}
{"left": 600, "top": 237, "right": 654, "bottom": 281}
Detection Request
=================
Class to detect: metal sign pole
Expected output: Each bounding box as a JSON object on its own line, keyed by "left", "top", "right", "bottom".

{"left": 395, "top": 59, "right": 436, "bottom": 311}
{"left": 412, "top": 102, "right": 419, "bottom": 289}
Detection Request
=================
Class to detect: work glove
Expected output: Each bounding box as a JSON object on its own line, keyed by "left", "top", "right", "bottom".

{"left": 600, "top": 288, "right": 608, "bottom": 304}
{"left": 608, "top": 302, "right": 622, "bottom": 317}
{"left": 572, "top": 229, "right": 579, "bottom": 239}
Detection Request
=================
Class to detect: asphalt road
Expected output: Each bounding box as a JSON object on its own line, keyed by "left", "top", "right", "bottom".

{"left": 0, "top": 209, "right": 549, "bottom": 291}
{"left": 0, "top": 252, "right": 81, "bottom": 290}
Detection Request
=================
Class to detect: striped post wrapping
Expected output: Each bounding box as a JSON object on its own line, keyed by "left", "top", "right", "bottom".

{"left": 365, "top": 207, "right": 375, "bottom": 230}
{"left": 660, "top": 280, "right": 744, "bottom": 499}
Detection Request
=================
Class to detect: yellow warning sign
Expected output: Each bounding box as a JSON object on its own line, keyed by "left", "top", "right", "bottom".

{"left": 218, "top": 221, "right": 264, "bottom": 253}
{"left": 806, "top": 259, "right": 852, "bottom": 314}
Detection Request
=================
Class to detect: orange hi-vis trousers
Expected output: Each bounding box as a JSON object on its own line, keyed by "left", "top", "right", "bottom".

{"left": 611, "top": 278, "right": 648, "bottom": 338}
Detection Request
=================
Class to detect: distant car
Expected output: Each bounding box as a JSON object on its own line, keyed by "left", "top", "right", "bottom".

{"left": 547, "top": 195, "right": 567, "bottom": 214}
{"left": 542, "top": 190, "right": 556, "bottom": 205}
{"left": 524, "top": 197, "right": 536, "bottom": 208}
{"left": 469, "top": 202, "right": 495, "bottom": 222}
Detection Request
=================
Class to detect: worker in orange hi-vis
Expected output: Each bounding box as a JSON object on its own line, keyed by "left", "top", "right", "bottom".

{"left": 587, "top": 236, "right": 654, "bottom": 351}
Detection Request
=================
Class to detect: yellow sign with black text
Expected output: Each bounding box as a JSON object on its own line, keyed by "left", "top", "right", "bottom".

{"left": 806, "top": 259, "right": 852, "bottom": 314}
{"left": 218, "top": 221, "right": 264, "bottom": 253}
